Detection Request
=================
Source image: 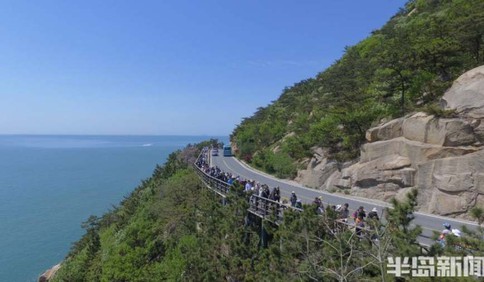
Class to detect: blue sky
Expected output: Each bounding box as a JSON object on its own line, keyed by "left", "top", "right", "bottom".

{"left": 0, "top": 0, "right": 407, "bottom": 136}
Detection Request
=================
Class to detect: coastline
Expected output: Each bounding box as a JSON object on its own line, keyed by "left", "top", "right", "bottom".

{"left": 38, "top": 263, "right": 61, "bottom": 282}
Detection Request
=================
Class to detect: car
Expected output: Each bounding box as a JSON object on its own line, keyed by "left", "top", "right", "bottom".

{"left": 212, "top": 148, "right": 218, "bottom": 156}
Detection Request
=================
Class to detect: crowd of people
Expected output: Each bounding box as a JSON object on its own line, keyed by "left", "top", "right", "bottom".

{"left": 197, "top": 148, "right": 468, "bottom": 244}
{"left": 196, "top": 148, "right": 475, "bottom": 247}
{"left": 196, "top": 151, "right": 281, "bottom": 201}
{"left": 196, "top": 148, "right": 384, "bottom": 236}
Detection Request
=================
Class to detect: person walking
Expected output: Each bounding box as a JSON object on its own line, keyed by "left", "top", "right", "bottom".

{"left": 290, "top": 191, "right": 297, "bottom": 207}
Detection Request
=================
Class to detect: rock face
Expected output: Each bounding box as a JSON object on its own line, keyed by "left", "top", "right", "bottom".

{"left": 38, "top": 264, "right": 61, "bottom": 282}
{"left": 295, "top": 147, "right": 339, "bottom": 188}
{"left": 417, "top": 149, "right": 484, "bottom": 215}
{"left": 296, "top": 65, "right": 484, "bottom": 219}
{"left": 366, "top": 117, "right": 404, "bottom": 142}
{"left": 442, "top": 65, "right": 484, "bottom": 118}
{"left": 402, "top": 114, "right": 475, "bottom": 146}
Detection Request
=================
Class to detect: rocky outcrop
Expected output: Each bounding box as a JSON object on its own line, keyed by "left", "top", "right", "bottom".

{"left": 402, "top": 114, "right": 476, "bottom": 146}
{"left": 360, "top": 137, "right": 478, "bottom": 164}
{"left": 295, "top": 147, "right": 339, "bottom": 188}
{"left": 38, "top": 264, "right": 61, "bottom": 282}
{"left": 366, "top": 117, "right": 404, "bottom": 142}
{"left": 417, "top": 149, "right": 484, "bottom": 216}
{"left": 296, "top": 65, "right": 484, "bottom": 219}
{"left": 348, "top": 109, "right": 484, "bottom": 218}
{"left": 442, "top": 65, "right": 484, "bottom": 118}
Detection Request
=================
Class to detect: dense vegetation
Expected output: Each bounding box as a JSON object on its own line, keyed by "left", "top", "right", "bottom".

{"left": 52, "top": 141, "right": 484, "bottom": 281}
{"left": 231, "top": 0, "right": 484, "bottom": 178}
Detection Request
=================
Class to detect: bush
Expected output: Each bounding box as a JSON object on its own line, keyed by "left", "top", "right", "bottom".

{"left": 270, "top": 152, "right": 297, "bottom": 179}
{"left": 422, "top": 103, "right": 457, "bottom": 118}
{"left": 252, "top": 149, "right": 297, "bottom": 179}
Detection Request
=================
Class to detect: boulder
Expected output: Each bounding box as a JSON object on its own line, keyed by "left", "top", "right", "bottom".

{"left": 426, "top": 190, "right": 476, "bottom": 216}
{"left": 417, "top": 149, "right": 484, "bottom": 215}
{"left": 360, "top": 137, "right": 478, "bottom": 165}
{"left": 402, "top": 112, "right": 434, "bottom": 143}
{"left": 326, "top": 170, "right": 348, "bottom": 189}
{"left": 297, "top": 163, "right": 338, "bottom": 189}
{"left": 366, "top": 118, "right": 404, "bottom": 142}
{"left": 351, "top": 187, "right": 401, "bottom": 202}
{"left": 442, "top": 65, "right": 484, "bottom": 118}
{"left": 417, "top": 149, "right": 484, "bottom": 193}
{"left": 344, "top": 155, "right": 416, "bottom": 189}
{"left": 433, "top": 173, "right": 474, "bottom": 193}
{"left": 425, "top": 118, "right": 476, "bottom": 146}
{"left": 380, "top": 155, "right": 412, "bottom": 170}
{"left": 296, "top": 147, "right": 338, "bottom": 188}
{"left": 398, "top": 112, "right": 476, "bottom": 146}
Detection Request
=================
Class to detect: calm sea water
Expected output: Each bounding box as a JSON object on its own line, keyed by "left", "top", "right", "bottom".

{"left": 0, "top": 135, "right": 227, "bottom": 282}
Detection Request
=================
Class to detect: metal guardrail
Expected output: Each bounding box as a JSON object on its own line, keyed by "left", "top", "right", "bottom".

{"left": 194, "top": 149, "right": 434, "bottom": 250}
{"left": 194, "top": 149, "right": 302, "bottom": 222}
{"left": 193, "top": 164, "right": 230, "bottom": 196}
{"left": 248, "top": 194, "right": 303, "bottom": 224}
{"left": 194, "top": 150, "right": 230, "bottom": 195}
{"left": 194, "top": 150, "right": 378, "bottom": 228}
{"left": 194, "top": 162, "right": 296, "bottom": 224}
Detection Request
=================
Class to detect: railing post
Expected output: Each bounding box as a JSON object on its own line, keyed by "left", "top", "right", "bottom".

{"left": 260, "top": 218, "right": 268, "bottom": 249}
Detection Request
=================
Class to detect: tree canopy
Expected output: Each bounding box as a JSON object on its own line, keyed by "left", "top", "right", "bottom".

{"left": 232, "top": 0, "right": 484, "bottom": 172}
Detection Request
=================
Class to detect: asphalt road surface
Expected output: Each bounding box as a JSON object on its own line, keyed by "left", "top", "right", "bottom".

{"left": 211, "top": 153, "right": 481, "bottom": 246}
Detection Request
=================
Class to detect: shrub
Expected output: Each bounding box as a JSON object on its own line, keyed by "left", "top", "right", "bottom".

{"left": 422, "top": 103, "right": 457, "bottom": 118}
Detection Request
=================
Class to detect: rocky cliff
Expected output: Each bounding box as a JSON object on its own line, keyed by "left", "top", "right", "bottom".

{"left": 296, "top": 65, "right": 484, "bottom": 218}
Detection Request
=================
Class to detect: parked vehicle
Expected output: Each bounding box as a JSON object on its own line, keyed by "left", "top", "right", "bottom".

{"left": 223, "top": 146, "right": 232, "bottom": 157}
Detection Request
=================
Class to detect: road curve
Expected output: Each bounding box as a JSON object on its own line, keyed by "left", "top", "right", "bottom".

{"left": 212, "top": 153, "right": 481, "bottom": 246}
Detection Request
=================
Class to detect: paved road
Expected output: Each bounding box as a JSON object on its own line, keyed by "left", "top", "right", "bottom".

{"left": 212, "top": 153, "right": 481, "bottom": 246}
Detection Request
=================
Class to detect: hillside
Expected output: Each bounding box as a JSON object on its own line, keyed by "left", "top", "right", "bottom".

{"left": 230, "top": 0, "right": 484, "bottom": 219}
{"left": 231, "top": 0, "right": 484, "bottom": 178}
{"left": 43, "top": 141, "right": 484, "bottom": 281}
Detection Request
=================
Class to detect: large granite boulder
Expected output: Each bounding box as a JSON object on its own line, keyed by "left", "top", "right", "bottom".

{"left": 360, "top": 137, "right": 478, "bottom": 165}
{"left": 425, "top": 118, "right": 475, "bottom": 146}
{"left": 402, "top": 112, "right": 434, "bottom": 143}
{"left": 417, "top": 149, "right": 484, "bottom": 215}
{"left": 366, "top": 118, "right": 404, "bottom": 142}
{"left": 346, "top": 155, "right": 415, "bottom": 189}
{"left": 442, "top": 65, "right": 484, "bottom": 118}
{"left": 325, "top": 154, "right": 416, "bottom": 203}
{"left": 368, "top": 112, "right": 476, "bottom": 146}
{"left": 400, "top": 112, "right": 476, "bottom": 146}
{"left": 425, "top": 189, "right": 476, "bottom": 216}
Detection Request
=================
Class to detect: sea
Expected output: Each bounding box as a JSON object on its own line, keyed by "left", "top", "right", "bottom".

{"left": 0, "top": 135, "right": 228, "bottom": 282}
